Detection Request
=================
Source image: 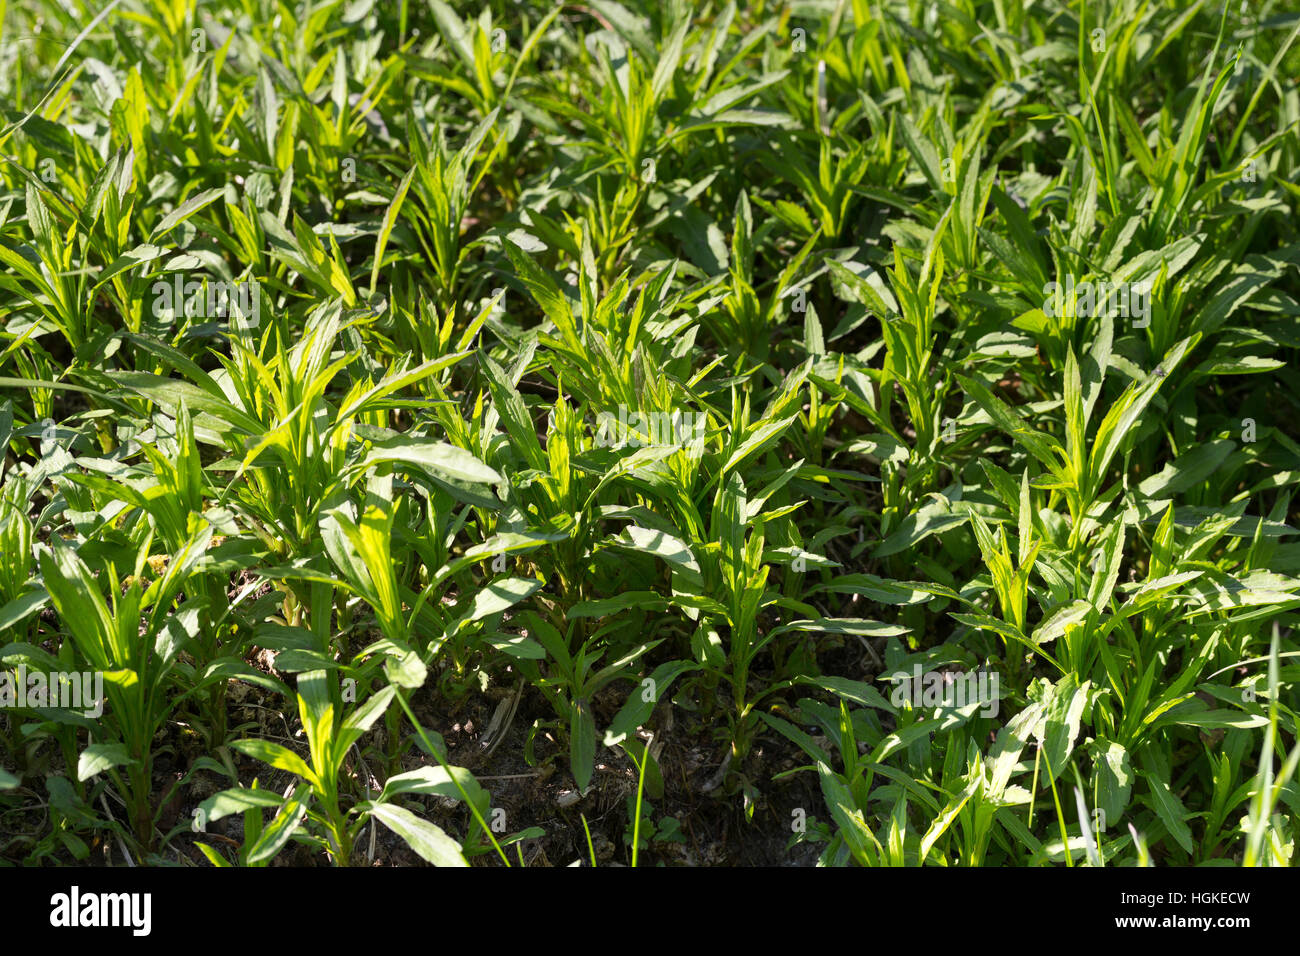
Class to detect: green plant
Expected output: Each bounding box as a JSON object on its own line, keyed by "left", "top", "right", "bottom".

{"left": 1, "top": 0, "right": 1297, "bottom": 872}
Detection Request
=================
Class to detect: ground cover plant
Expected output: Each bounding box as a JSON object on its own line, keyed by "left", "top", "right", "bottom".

{"left": 0, "top": 0, "right": 1298, "bottom": 868}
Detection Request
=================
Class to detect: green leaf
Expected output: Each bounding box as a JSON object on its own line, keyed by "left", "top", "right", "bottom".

{"left": 340, "top": 685, "right": 397, "bottom": 750}
{"left": 151, "top": 188, "right": 224, "bottom": 240}
{"left": 1089, "top": 336, "right": 1196, "bottom": 483}
{"left": 1032, "top": 600, "right": 1092, "bottom": 645}
{"left": 1034, "top": 676, "right": 1089, "bottom": 784}
{"left": 0, "top": 590, "right": 49, "bottom": 632}
{"left": 1152, "top": 709, "right": 1268, "bottom": 731}
{"left": 796, "top": 675, "right": 897, "bottom": 712}
{"left": 874, "top": 505, "right": 967, "bottom": 558}
{"left": 368, "top": 803, "right": 469, "bottom": 867}
{"left": 956, "top": 372, "right": 1061, "bottom": 470}
{"left": 370, "top": 166, "right": 415, "bottom": 295}
{"left": 571, "top": 699, "right": 596, "bottom": 790}
{"left": 77, "top": 744, "right": 133, "bottom": 780}
{"left": 457, "top": 576, "right": 543, "bottom": 625}
{"left": 1139, "top": 766, "right": 1194, "bottom": 855}
{"left": 610, "top": 525, "right": 699, "bottom": 574}
{"left": 604, "top": 661, "right": 699, "bottom": 746}
{"left": 817, "top": 761, "right": 881, "bottom": 865}
{"left": 246, "top": 789, "right": 309, "bottom": 865}
{"left": 502, "top": 238, "right": 579, "bottom": 348}
{"left": 721, "top": 415, "right": 796, "bottom": 478}
{"left": 362, "top": 435, "right": 502, "bottom": 485}
{"left": 379, "top": 765, "right": 485, "bottom": 806}
{"left": 1091, "top": 740, "right": 1133, "bottom": 822}
{"left": 569, "top": 591, "right": 671, "bottom": 618}
{"left": 198, "top": 787, "right": 285, "bottom": 824}
{"left": 230, "top": 738, "right": 317, "bottom": 784}
{"left": 919, "top": 774, "right": 981, "bottom": 865}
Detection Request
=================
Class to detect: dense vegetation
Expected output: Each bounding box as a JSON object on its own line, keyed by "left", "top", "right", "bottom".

{"left": 1, "top": 0, "right": 1298, "bottom": 867}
